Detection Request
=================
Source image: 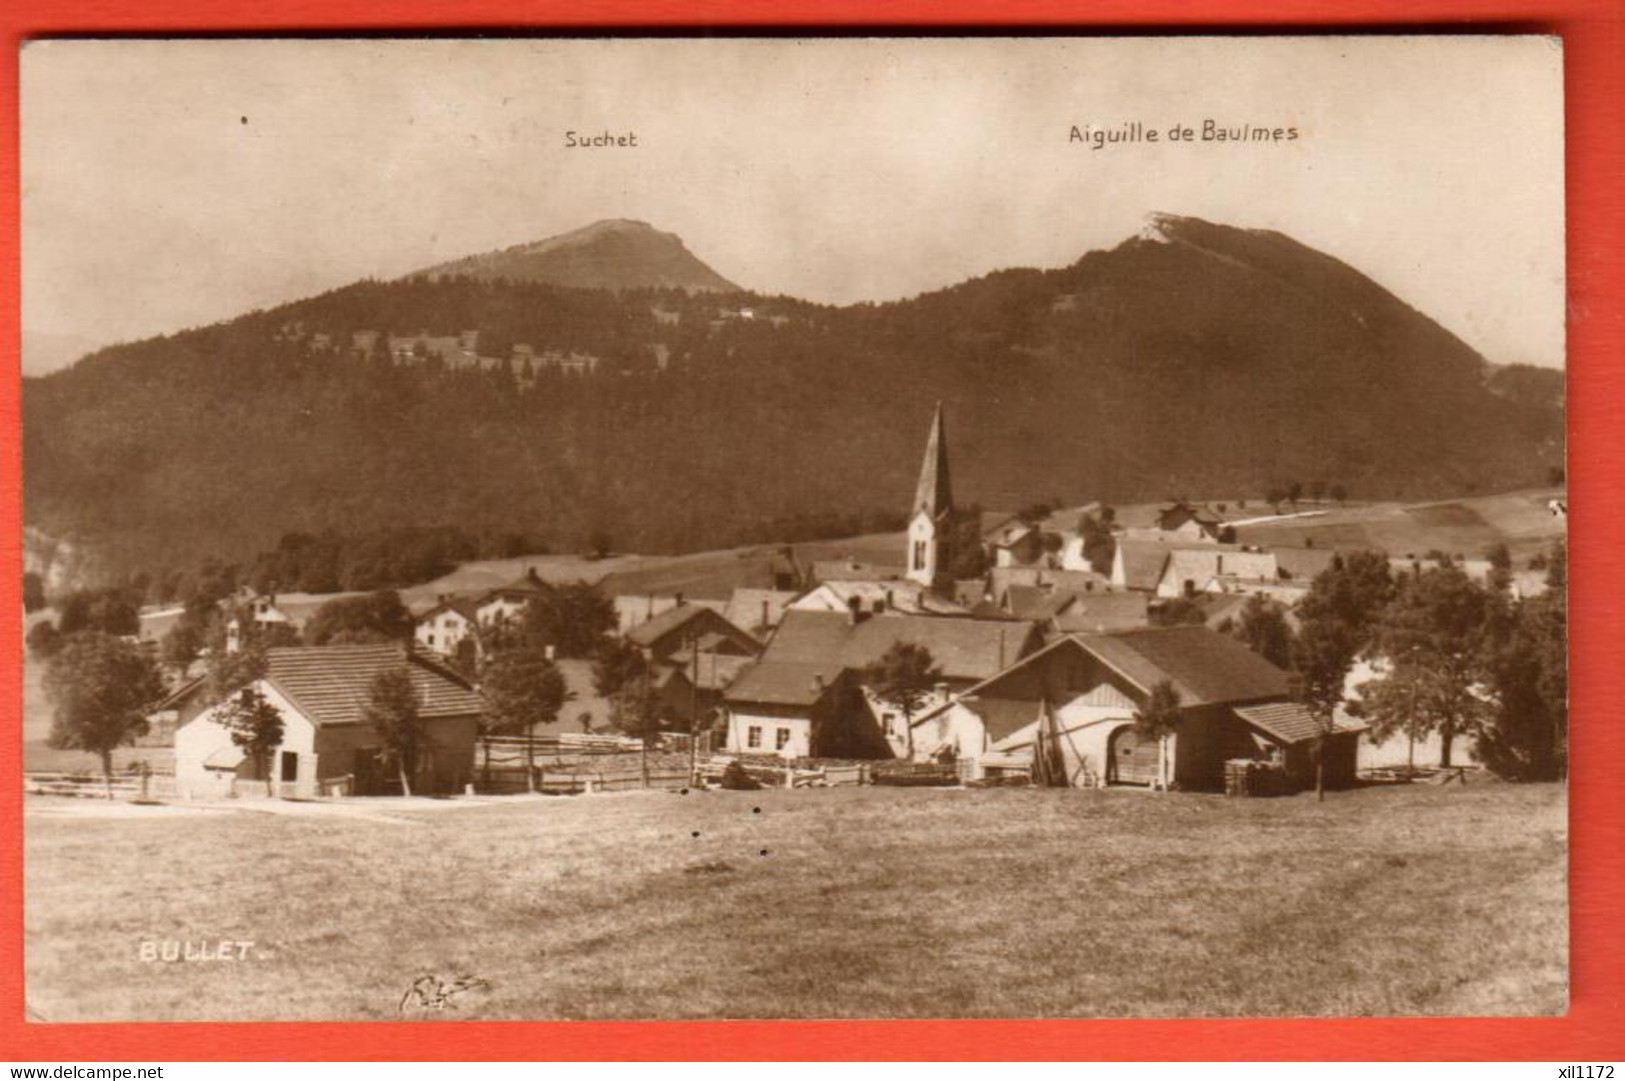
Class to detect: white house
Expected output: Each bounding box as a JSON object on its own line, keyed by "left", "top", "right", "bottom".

{"left": 172, "top": 644, "right": 483, "bottom": 800}
{"left": 413, "top": 597, "right": 480, "bottom": 657}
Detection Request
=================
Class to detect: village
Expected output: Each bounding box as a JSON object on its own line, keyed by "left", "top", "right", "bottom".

{"left": 25, "top": 404, "right": 1567, "bottom": 808}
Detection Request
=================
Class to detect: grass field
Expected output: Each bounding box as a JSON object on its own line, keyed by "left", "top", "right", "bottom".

{"left": 24, "top": 780, "right": 1565, "bottom": 1021}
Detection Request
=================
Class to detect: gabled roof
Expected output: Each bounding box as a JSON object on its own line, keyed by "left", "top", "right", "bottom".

{"left": 262, "top": 644, "right": 482, "bottom": 727}
{"left": 1000, "top": 584, "right": 1077, "bottom": 622}
{"left": 479, "top": 570, "right": 547, "bottom": 603}
{"left": 1113, "top": 541, "right": 1172, "bottom": 590}
{"left": 1049, "top": 592, "right": 1150, "bottom": 633}
{"left": 808, "top": 559, "right": 907, "bottom": 584}
{"left": 913, "top": 402, "right": 953, "bottom": 522}
{"left": 757, "top": 609, "right": 1038, "bottom": 686}
{"left": 722, "top": 588, "right": 797, "bottom": 636}
{"left": 725, "top": 660, "right": 845, "bottom": 706}
{"left": 415, "top": 597, "right": 480, "bottom": 624}
{"left": 625, "top": 602, "right": 717, "bottom": 647}
{"left": 1234, "top": 701, "right": 1363, "bottom": 745}
{"left": 1075, "top": 626, "right": 1290, "bottom": 707}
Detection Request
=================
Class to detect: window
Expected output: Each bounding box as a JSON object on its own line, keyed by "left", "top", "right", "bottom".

{"left": 280, "top": 751, "right": 299, "bottom": 782}
{"left": 747, "top": 726, "right": 762, "bottom": 749}
{"left": 914, "top": 540, "right": 927, "bottom": 570}
{"left": 776, "top": 728, "right": 792, "bottom": 751}
{"left": 882, "top": 712, "right": 898, "bottom": 736}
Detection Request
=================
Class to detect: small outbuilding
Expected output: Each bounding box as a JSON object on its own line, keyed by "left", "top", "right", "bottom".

{"left": 172, "top": 644, "right": 482, "bottom": 799}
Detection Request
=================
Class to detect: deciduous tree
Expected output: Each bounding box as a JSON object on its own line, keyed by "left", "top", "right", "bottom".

{"left": 481, "top": 648, "right": 571, "bottom": 790}
{"left": 362, "top": 668, "right": 425, "bottom": 796}
{"left": 216, "top": 686, "right": 286, "bottom": 796}
{"left": 43, "top": 632, "right": 164, "bottom": 799}
{"left": 861, "top": 642, "right": 941, "bottom": 760}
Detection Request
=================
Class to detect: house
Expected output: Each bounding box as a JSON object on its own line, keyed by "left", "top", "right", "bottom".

{"left": 172, "top": 644, "right": 483, "bottom": 799}
{"left": 474, "top": 569, "right": 548, "bottom": 627}
{"left": 1046, "top": 592, "right": 1151, "bottom": 635}
{"left": 413, "top": 596, "right": 480, "bottom": 657}
{"left": 789, "top": 579, "right": 966, "bottom": 617}
{"left": 911, "top": 626, "right": 1361, "bottom": 791}
{"left": 723, "top": 608, "right": 1043, "bottom": 760}
{"left": 721, "top": 588, "right": 798, "bottom": 640}
{"left": 1153, "top": 502, "right": 1225, "bottom": 543}
{"left": 1111, "top": 541, "right": 1172, "bottom": 592}
{"left": 989, "top": 523, "right": 1049, "bottom": 568}
{"left": 625, "top": 603, "right": 760, "bottom": 663}
{"left": 1154, "top": 548, "right": 1279, "bottom": 598}
{"left": 236, "top": 590, "right": 364, "bottom": 638}
{"left": 808, "top": 558, "right": 907, "bottom": 585}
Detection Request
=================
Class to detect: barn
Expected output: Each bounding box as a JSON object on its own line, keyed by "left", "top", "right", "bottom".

{"left": 172, "top": 644, "right": 482, "bottom": 799}
{"left": 911, "top": 625, "right": 1362, "bottom": 792}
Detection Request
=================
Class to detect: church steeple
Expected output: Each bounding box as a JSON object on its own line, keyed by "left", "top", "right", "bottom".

{"left": 914, "top": 401, "right": 953, "bottom": 522}
{"left": 906, "top": 403, "right": 954, "bottom": 589}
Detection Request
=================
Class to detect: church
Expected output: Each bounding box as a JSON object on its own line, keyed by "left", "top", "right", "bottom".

{"left": 722, "top": 406, "right": 1045, "bottom": 760}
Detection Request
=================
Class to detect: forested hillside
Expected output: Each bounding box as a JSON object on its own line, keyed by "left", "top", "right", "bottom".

{"left": 23, "top": 214, "right": 1564, "bottom": 595}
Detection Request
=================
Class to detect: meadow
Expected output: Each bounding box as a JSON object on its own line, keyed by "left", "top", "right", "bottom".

{"left": 24, "top": 779, "right": 1566, "bottom": 1021}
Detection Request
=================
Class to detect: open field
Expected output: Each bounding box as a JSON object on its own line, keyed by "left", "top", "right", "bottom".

{"left": 25, "top": 780, "right": 1565, "bottom": 1021}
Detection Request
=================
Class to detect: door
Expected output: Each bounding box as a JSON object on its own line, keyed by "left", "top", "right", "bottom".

{"left": 1109, "top": 725, "right": 1161, "bottom": 786}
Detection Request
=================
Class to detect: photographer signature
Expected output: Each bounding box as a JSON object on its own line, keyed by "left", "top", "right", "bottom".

{"left": 398, "top": 973, "right": 490, "bottom": 1014}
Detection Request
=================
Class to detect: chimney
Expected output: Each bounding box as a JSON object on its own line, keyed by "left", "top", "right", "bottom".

{"left": 847, "top": 596, "right": 863, "bottom": 625}
{"left": 812, "top": 672, "right": 825, "bottom": 697}
{"left": 933, "top": 681, "right": 950, "bottom": 700}
{"left": 675, "top": 591, "right": 685, "bottom": 608}
{"left": 761, "top": 598, "right": 770, "bottom": 630}
{"left": 884, "top": 589, "right": 894, "bottom": 611}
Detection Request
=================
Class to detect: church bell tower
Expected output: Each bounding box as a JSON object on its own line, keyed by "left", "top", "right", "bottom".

{"left": 906, "top": 403, "right": 954, "bottom": 591}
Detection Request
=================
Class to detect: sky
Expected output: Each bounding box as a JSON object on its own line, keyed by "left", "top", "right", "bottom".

{"left": 21, "top": 36, "right": 1565, "bottom": 374}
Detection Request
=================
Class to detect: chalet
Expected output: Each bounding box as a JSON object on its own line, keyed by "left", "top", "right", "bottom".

{"left": 474, "top": 569, "right": 548, "bottom": 627}
{"left": 625, "top": 603, "right": 760, "bottom": 663}
{"left": 172, "top": 644, "right": 482, "bottom": 799}
{"left": 911, "top": 626, "right": 1361, "bottom": 791}
{"left": 1153, "top": 502, "right": 1225, "bottom": 543}
{"left": 723, "top": 609, "right": 1043, "bottom": 760}
{"left": 413, "top": 596, "right": 480, "bottom": 657}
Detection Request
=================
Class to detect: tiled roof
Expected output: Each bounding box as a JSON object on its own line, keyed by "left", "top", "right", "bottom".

{"left": 1076, "top": 626, "right": 1290, "bottom": 707}
{"left": 415, "top": 597, "right": 479, "bottom": 624}
{"left": 1049, "top": 592, "right": 1150, "bottom": 633}
{"left": 1113, "top": 542, "right": 1172, "bottom": 591}
{"left": 757, "top": 610, "right": 1038, "bottom": 685}
{"left": 1234, "top": 701, "right": 1363, "bottom": 745}
{"left": 264, "top": 645, "right": 482, "bottom": 727}
{"left": 725, "top": 660, "right": 844, "bottom": 706}
{"left": 723, "top": 588, "right": 797, "bottom": 636}
{"left": 1001, "top": 584, "right": 1075, "bottom": 622}
{"left": 626, "top": 603, "right": 714, "bottom": 647}
{"left": 808, "top": 559, "right": 907, "bottom": 584}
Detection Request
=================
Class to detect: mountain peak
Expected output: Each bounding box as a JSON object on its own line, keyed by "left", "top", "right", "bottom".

{"left": 414, "top": 219, "right": 742, "bottom": 293}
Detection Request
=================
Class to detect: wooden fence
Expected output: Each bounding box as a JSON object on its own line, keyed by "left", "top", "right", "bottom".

{"left": 26, "top": 765, "right": 176, "bottom": 800}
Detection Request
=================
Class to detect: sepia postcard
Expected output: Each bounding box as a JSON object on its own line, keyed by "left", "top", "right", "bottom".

{"left": 19, "top": 36, "right": 1567, "bottom": 1022}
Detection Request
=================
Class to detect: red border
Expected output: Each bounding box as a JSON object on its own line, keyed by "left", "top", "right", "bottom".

{"left": 2, "top": 1, "right": 1621, "bottom": 1062}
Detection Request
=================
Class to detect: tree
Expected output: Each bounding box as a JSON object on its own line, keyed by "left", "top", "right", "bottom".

{"left": 1309, "top": 479, "right": 1328, "bottom": 503}
{"left": 160, "top": 619, "right": 206, "bottom": 674}
{"left": 1330, "top": 484, "right": 1349, "bottom": 505}
{"left": 1286, "top": 481, "right": 1304, "bottom": 508}
{"left": 1484, "top": 541, "right": 1513, "bottom": 594}
{"left": 1478, "top": 541, "right": 1566, "bottom": 780}
{"left": 361, "top": 668, "right": 425, "bottom": 796}
{"left": 303, "top": 590, "right": 412, "bottom": 645}
{"left": 861, "top": 642, "right": 941, "bottom": 760}
{"left": 1366, "top": 562, "right": 1494, "bottom": 770}
{"left": 57, "top": 587, "right": 141, "bottom": 637}
{"left": 587, "top": 528, "right": 613, "bottom": 561}
{"left": 1264, "top": 487, "right": 1286, "bottom": 513}
{"left": 1133, "top": 679, "right": 1182, "bottom": 791}
{"left": 481, "top": 647, "right": 570, "bottom": 791}
{"left": 592, "top": 637, "right": 647, "bottom": 699}
{"left": 1151, "top": 596, "right": 1207, "bottom": 627}
{"left": 1080, "top": 513, "right": 1116, "bottom": 574}
{"left": 216, "top": 686, "right": 286, "bottom": 796}
{"left": 946, "top": 508, "right": 990, "bottom": 581}
{"left": 43, "top": 633, "right": 164, "bottom": 799}
{"left": 522, "top": 581, "right": 615, "bottom": 658}
{"left": 1291, "top": 551, "right": 1395, "bottom": 799}
{"left": 205, "top": 639, "right": 269, "bottom": 706}
{"left": 1233, "top": 595, "right": 1294, "bottom": 668}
